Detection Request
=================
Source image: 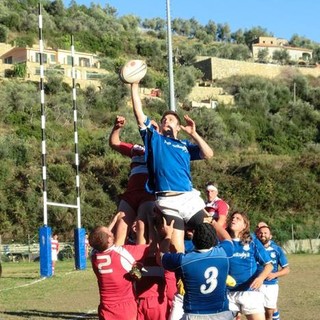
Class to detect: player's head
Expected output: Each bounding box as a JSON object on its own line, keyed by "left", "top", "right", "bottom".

{"left": 227, "top": 211, "right": 251, "bottom": 243}
{"left": 255, "top": 221, "right": 268, "bottom": 235}
{"left": 89, "top": 226, "right": 114, "bottom": 252}
{"left": 256, "top": 225, "right": 272, "bottom": 244}
{"left": 192, "top": 223, "right": 217, "bottom": 249}
{"left": 206, "top": 182, "right": 218, "bottom": 201}
{"left": 160, "top": 111, "right": 181, "bottom": 137}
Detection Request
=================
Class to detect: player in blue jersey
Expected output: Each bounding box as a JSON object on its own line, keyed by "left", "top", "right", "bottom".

{"left": 227, "top": 211, "right": 273, "bottom": 320}
{"left": 130, "top": 82, "right": 213, "bottom": 253}
{"left": 256, "top": 225, "right": 290, "bottom": 320}
{"left": 159, "top": 218, "right": 234, "bottom": 320}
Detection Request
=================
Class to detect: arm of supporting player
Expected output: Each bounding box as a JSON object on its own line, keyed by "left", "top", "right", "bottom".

{"left": 131, "top": 83, "right": 147, "bottom": 129}
{"left": 205, "top": 218, "right": 231, "bottom": 241}
{"left": 156, "top": 219, "right": 175, "bottom": 266}
{"left": 266, "top": 265, "right": 290, "bottom": 281}
{"left": 250, "top": 262, "right": 273, "bottom": 290}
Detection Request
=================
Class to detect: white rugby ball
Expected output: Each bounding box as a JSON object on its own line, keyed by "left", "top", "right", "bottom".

{"left": 120, "top": 60, "right": 147, "bottom": 83}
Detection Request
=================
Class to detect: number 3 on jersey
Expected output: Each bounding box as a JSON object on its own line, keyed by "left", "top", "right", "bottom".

{"left": 200, "top": 266, "right": 218, "bottom": 294}
{"left": 97, "top": 255, "right": 113, "bottom": 274}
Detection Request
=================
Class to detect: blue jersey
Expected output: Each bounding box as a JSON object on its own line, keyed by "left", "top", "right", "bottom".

{"left": 140, "top": 117, "right": 202, "bottom": 194}
{"left": 229, "top": 237, "right": 272, "bottom": 292}
{"left": 162, "top": 240, "right": 234, "bottom": 314}
{"left": 184, "top": 239, "right": 194, "bottom": 253}
{"left": 257, "top": 241, "right": 289, "bottom": 285}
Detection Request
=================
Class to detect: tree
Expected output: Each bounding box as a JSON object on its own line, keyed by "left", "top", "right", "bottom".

{"left": 13, "top": 62, "right": 27, "bottom": 78}
{"left": 119, "top": 15, "right": 140, "bottom": 32}
{"left": 216, "top": 23, "right": 231, "bottom": 42}
{"left": 243, "top": 26, "right": 272, "bottom": 48}
{"left": 289, "top": 34, "right": 314, "bottom": 49}
{"left": 174, "top": 66, "right": 202, "bottom": 102}
{"left": 231, "top": 29, "right": 245, "bottom": 44}
{"left": 272, "top": 49, "right": 291, "bottom": 65}
{"left": 0, "top": 24, "right": 9, "bottom": 42}
{"left": 205, "top": 20, "right": 217, "bottom": 41}
{"left": 257, "top": 48, "right": 269, "bottom": 63}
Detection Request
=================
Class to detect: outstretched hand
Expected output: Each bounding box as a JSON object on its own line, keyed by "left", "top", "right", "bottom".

{"left": 180, "top": 115, "right": 196, "bottom": 136}
{"left": 163, "top": 218, "right": 175, "bottom": 238}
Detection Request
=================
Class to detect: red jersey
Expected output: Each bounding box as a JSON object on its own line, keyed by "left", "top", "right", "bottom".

{"left": 91, "top": 244, "right": 148, "bottom": 306}
{"left": 135, "top": 255, "right": 166, "bottom": 299}
{"left": 118, "top": 142, "right": 155, "bottom": 211}
{"left": 117, "top": 142, "right": 147, "bottom": 175}
{"left": 51, "top": 239, "right": 59, "bottom": 253}
{"left": 205, "top": 197, "right": 229, "bottom": 227}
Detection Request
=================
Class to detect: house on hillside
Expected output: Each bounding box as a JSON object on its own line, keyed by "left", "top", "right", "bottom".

{"left": 0, "top": 43, "right": 109, "bottom": 88}
{"left": 252, "top": 36, "right": 313, "bottom": 64}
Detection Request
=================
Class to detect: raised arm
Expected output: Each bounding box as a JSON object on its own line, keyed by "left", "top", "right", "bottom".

{"left": 204, "top": 217, "right": 231, "bottom": 241}
{"left": 109, "top": 115, "right": 126, "bottom": 151}
{"left": 180, "top": 115, "right": 213, "bottom": 159}
{"left": 131, "top": 83, "right": 147, "bottom": 128}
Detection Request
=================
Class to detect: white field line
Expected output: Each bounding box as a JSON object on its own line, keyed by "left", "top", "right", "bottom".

{"left": 0, "top": 277, "right": 47, "bottom": 292}
{"left": 0, "top": 268, "right": 87, "bottom": 292}
{"left": 72, "top": 309, "right": 97, "bottom": 318}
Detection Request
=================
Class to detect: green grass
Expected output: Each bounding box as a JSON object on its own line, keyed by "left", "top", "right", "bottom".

{"left": 0, "top": 260, "right": 99, "bottom": 319}
{"left": 1, "top": 255, "right": 320, "bottom": 319}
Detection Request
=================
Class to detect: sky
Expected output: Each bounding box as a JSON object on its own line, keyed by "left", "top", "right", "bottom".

{"left": 63, "top": 0, "right": 320, "bottom": 43}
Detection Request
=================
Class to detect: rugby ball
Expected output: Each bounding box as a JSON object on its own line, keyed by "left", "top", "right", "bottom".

{"left": 120, "top": 60, "right": 147, "bottom": 84}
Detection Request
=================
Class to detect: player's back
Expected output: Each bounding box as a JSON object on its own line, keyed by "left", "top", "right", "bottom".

{"left": 180, "top": 247, "right": 230, "bottom": 314}
{"left": 91, "top": 245, "right": 138, "bottom": 305}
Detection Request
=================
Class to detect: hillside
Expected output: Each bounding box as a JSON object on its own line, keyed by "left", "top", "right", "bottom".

{"left": 0, "top": 0, "right": 319, "bottom": 243}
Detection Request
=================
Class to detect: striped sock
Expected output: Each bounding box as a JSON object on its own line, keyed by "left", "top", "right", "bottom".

{"left": 273, "top": 310, "right": 280, "bottom": 320}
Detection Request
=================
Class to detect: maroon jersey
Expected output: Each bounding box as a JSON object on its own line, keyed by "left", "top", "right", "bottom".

{"left": 91, "top": 244, "right": 148, "bottom": 305}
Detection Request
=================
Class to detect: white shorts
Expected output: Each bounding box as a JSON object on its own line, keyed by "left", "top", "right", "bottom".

{"left": 182, "top": 311, "right": 233, "bottom": 320}
{"left": 259, "top": 284, "right": 279, "bottom": 309}
{"left": 169, "top": 293, "right": 184, "bottom": 320}
{"left": 156, "top": 189, "right": 205, "bottom": 222}
{"left": 228, "top": 291, "right": 265, "bottom": 316}
{"left": 52, "top": 250, "right": 58, "bottom": 262}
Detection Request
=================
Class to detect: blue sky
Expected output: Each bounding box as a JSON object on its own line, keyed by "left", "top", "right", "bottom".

{"left": 63, "top": 0, "right": 320, "bottom": 43}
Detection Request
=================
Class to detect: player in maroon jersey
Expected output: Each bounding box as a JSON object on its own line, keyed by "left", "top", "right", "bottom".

{"left": 109, "top": 115, "right": 155, "bottom": 245}
{"left": 89, "top": 225, "right": 149, "bottom": 320}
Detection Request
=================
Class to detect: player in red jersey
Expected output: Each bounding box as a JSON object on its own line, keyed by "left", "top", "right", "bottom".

{"left": 51, "top": 233, "right": 59, "bottom": 275}
{"left": 89, "top": 225, "right": 149, "bottom": 320}
{"left": 205, "top": 182, "right": 229, "bottom": 228}
{"left": 109, "top": 115, "right": 155, "bottom": 245}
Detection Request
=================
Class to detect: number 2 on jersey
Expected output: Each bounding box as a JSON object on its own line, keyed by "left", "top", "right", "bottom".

{"left": 97, "top": 254, "right": 113, "bottom": 274}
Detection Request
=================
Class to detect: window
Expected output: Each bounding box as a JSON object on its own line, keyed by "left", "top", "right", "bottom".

{"left": 67, "top": 55, "right": 72, "bottom": 65}
{"left": 86, "top": 71, "right": 105, "bottom": 79}
{"left": 36, "top": 53, "right": 48, "bottom": 63}
{"left": 4, "top": 56, "right": 13, "bottom": 64}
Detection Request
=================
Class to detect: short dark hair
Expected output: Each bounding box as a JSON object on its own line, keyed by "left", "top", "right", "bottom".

{"left": 192, "top": 223, "right": 217, "bottom": 249}
{"left": 161, "top": 111, "right": 181, "bottom": 125}
{"left": 89, "top": 226, "right": 109, "bottom": 252}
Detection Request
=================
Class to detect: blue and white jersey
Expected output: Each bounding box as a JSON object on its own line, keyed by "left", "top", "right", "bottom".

{"left": 229, "top": 237, "right": 272, "bottom": 292}
{"left": 140, "top": 117, "right": 202, "bottom": 194}
{"left": 257, "top": 241, "right": 289, "bottom": 285}
{"left": 162, "top": 240, "right": 234, "bottom": 314}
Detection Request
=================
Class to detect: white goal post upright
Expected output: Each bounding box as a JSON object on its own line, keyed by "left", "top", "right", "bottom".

{"left": 38, "top": 3, "right": 86, "bottom": 278}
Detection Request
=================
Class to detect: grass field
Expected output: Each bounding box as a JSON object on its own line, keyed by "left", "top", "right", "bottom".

{"left": 0, "top": 254, "right": 319, "bottom": 320}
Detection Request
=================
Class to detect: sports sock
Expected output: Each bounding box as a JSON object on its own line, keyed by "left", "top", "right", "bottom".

{"left": 273, "top": 310, "right": 280, "bottom": 320}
